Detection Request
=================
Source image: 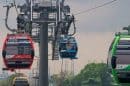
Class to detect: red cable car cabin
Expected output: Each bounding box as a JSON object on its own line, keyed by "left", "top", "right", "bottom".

{"left": 2, "top": 34, "right": 34, "bottom": 69}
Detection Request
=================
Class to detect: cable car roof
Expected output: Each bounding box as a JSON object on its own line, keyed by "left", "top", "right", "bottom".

{"left": 115, "top": 32, "right": 130, "bottom": 36}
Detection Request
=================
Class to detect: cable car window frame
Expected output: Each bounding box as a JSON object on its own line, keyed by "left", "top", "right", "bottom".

{"left": 115, "top": 38, "right": 130, "bottom": 55}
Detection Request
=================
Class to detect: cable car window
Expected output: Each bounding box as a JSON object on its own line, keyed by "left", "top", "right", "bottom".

{"left": 6, "top": 45, "right": 31, "bottom": 55}
{"left": 14, "top": 80, "right": 29, "bottom": 85}
{"left": 7, "top": 39, "right": 17, "bottom": 44}
{"left": 5, "top": 39, "right": 32, "bottom": 55}
{"left": 15, "top": 80, "right": 28, "bottom": 83}
{"left": 18, "top": 46, "right": 31, "bottom": 54}
{"left": 18, "top": 39, "right": 31, "bottom": 44}
{"left": 116, "top": 55, "right": 130, "bottom": 64}
{"left": 116, "top": 50, "right": 130, "bottom": 55}
{"left": 119, "top": 38, "right": 130, "bottom": 45}
{"left": 60, "top": 43, "right": 77, "bottom": 51}
{"left": 60, "top": 43, "right": 66, "bottom": 50}
{"left": 66, "top": 43, "right": 76, "bottom": 50}
{"left": 6, "top": 45, "right": 18, "bottom": 55}
{"left": 116, "top": 45, "right": 130, "bottom": 50}
{"left": 116, "top": 38, "right": 130, "bottom": 55}
{"left": 18, "top": 46, "right": 24, "bottom": 54}
{"left": 59, "top": 36, "right": 78, "bottom": 59}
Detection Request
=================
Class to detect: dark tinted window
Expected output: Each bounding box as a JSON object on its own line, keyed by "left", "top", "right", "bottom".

{"left": 6, "top": 39, "right": 32, "bottom": 55}
{"left": 118, "top": 40, "right": 130, "bottom": 45}
{"left": 15, "top": 80, "right": 28, "bottom": 84}
{"left": 6, "top": 45, "right": 31, "bottom": 55}
{"left": 116, "top": 38, "right": 130, "bottom": 55}
{"left": 116, "top": 55, "right": 130, "bottom": 64}
{"left": 60, "top": 43, "right": 77, "bottom": 51}
{"left": 115, "top": 38, "right": 130, "bottom": 64}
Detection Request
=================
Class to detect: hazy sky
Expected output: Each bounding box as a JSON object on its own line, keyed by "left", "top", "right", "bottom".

{"left": 0, "top": 0, "right": 130, "bottom": 74}
{"left": 67, "top": 0, "right": 130, "bottom": 32}
{"left": 1, "top": 0, "right": 130, "bottom": 32}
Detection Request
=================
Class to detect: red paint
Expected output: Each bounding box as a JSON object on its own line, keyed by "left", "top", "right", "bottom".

{"left": 2, "top": 33, "right": 35, "bottom": 70}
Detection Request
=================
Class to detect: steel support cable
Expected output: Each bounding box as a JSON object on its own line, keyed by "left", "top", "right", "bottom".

{"left": 13, "top": 0, "right": 19, "bottom": 15}
{"left": 74, "top": 0, "right": 117, "bottom": 16}
{"left": 52, "top": 22, "right": 61, "bottom": 60}
{"left": 5, "top": 6, "right": 17, "bottom": 32}
{"left": 61, "top": 59, "right": 64, "bottom": 75}
{"left": 52, "top": 61, "right": 56, "bottom": 85}
{"left": 68, "top": 15, "right": 76, "bottom": 36}
{"left": 71, "top": 60, "right": 75, "bottom": 76}
{"left": 64, "top": 60, "right": 68, "bottom": 73}
{"left": 60, "top": 59, "right": 64, "bottom": 86}
{"left": 52, "top": 33, "right": 58, "bottom": 60}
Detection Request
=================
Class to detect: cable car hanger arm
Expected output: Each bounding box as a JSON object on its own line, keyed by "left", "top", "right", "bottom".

{"left": 4, "top": 5, "right": 17, "bottom": 32}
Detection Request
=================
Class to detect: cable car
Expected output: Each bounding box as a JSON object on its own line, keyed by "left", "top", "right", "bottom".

{"left": 2, "top": 34, "right": 34, "bottom": 69}
{"left": 59, "top": 36, "right": 78, "bottom": 59}
{"left": 13, "top": 77, "right": 29, "bottom": 86}
{"left": 107, "top": 32, "right": 130, "bottom": 83}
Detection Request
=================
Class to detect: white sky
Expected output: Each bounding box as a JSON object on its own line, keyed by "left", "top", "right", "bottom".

{"left": 0, "top": 0, "right": 130, "bottom": 74}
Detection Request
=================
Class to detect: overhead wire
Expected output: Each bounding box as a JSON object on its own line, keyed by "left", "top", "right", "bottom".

{"left": 74, "top": 0, "right": 118, "bottom": 15}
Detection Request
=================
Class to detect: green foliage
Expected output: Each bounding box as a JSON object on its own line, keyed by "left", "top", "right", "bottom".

{"left": 51, "top": 72, "right": 74, "bottom": 86}
{"left": 51, "top": 63, "right": 130, "bottom": 86}
{"left": 63, "top": 63, "right": 114, "bottom": 86}
{"left": 0, "top": 74, "right": 18, "bottom": 86}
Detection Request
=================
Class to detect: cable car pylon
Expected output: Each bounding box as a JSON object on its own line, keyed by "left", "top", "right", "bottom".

{"left": 2, "top": 0, "right": 78, "bottom": 86}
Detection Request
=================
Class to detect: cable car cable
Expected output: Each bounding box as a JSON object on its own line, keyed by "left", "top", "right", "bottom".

{"left": 74, "top": 0, "right": 118, "bottom": 16}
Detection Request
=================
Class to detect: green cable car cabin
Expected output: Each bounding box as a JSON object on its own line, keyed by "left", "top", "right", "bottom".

{"left": 108, "top": 27, "right": 130, "bottom": 83}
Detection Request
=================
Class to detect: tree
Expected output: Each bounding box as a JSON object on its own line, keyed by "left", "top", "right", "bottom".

{"left": 63, "top": 63, "right": 114, "bottom": 86}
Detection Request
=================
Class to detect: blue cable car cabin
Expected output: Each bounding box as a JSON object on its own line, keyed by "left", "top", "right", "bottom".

{"left": 59, "top": 36, "right": 78, "bottom": 59}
